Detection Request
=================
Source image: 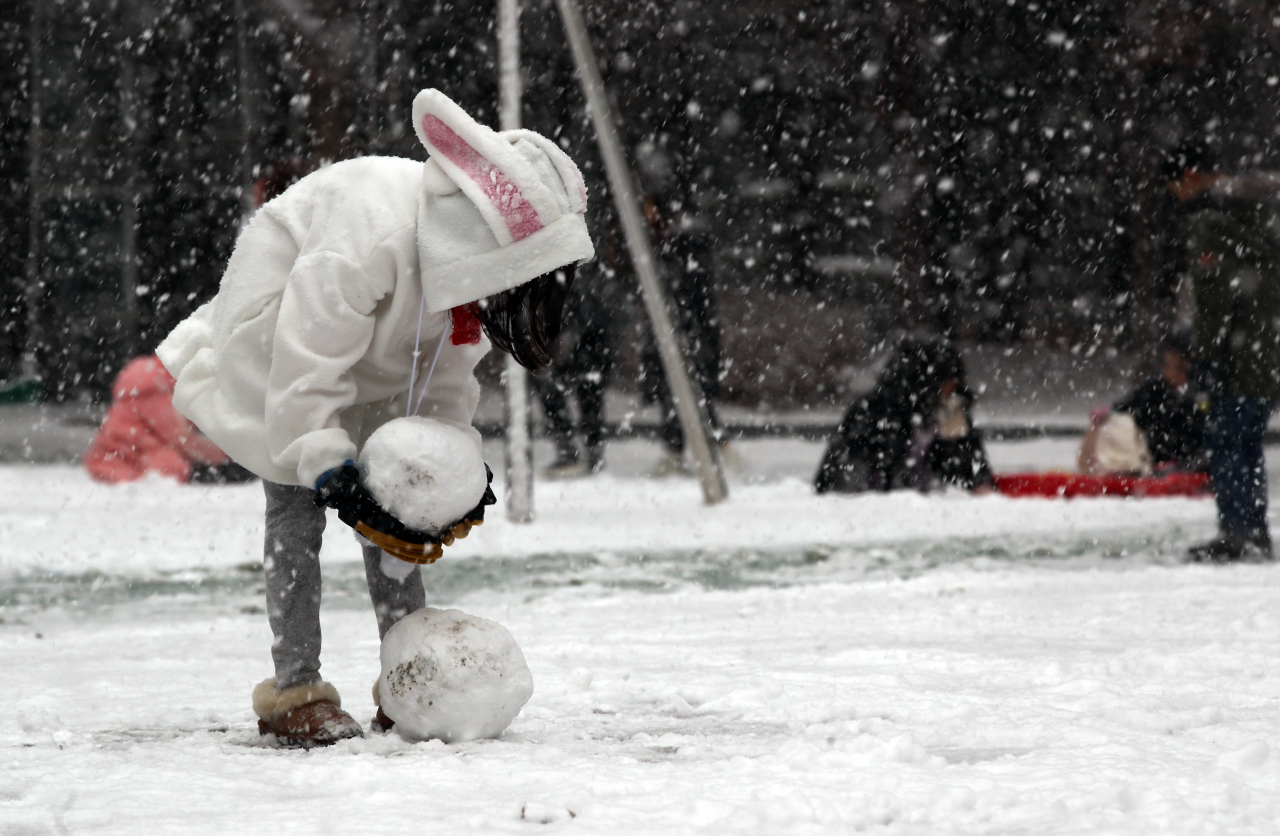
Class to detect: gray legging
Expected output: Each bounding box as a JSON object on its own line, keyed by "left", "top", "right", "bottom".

{"left": 263, "top": 481, "right": 426, "bottom": 690}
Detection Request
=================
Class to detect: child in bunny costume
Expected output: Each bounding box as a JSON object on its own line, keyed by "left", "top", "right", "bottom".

{"left": 157, "top": 90, "right": 593, "bottom": 746}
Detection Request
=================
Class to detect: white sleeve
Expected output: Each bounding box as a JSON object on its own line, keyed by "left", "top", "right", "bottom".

{"left": 265, "top": 250, "right": 386, "bottom": 487}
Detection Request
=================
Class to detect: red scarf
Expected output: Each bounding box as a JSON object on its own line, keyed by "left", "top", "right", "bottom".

{"left": 450, "top": 304, "right": 483, "bottom": 346}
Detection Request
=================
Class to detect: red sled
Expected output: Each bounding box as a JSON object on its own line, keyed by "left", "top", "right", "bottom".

{"left": 993, "top": 470, "right": 1212, "bottom": 499}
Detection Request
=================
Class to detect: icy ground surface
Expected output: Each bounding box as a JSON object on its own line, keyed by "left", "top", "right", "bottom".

{"left": 2, "top": 438, "right": 1280, "bottom": 834}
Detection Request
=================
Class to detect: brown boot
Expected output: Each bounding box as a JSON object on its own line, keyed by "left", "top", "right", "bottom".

{"left": 369, "top": 679, "right": 394, "bottom": 734}
{"left": 253, "top": 678, "right": 364, "bottom": 748}
{"left": 370, "top": 705, "right": 395, "bottom": 734}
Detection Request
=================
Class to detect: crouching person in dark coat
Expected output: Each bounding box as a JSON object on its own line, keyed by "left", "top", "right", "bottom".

{"left": 815, "top": 337, "right": 993, "bottom": 494}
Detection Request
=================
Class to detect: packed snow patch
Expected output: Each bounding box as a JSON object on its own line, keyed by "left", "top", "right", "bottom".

{"left": 359, "top": 417, "right": 486, "bottom": 534}
{"left": 378, "top": 607, "right": 534, "bottom": 743}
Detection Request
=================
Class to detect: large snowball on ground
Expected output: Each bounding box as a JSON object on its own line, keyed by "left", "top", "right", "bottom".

{"left": 359, "top": 416, "right": 486, "bottom": 534}
{"left": 378, "top": 607, "right": 535, "bottom": 743}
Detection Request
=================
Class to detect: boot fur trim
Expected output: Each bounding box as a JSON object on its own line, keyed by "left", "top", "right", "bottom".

{"left": 371, "top": 678, "right": 381, "bottom": 707}
{"left": 252, "top": 677, "right": 342, "bottom": 723}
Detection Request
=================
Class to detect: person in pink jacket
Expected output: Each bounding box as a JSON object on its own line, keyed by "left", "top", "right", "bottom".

{"left": 84, "top": 354, "right": 248, "bottom": 484}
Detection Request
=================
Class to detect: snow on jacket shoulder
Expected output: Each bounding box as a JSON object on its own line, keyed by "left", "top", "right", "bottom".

{"left": 156, "top": 90, "right": 593, "bottom": 488}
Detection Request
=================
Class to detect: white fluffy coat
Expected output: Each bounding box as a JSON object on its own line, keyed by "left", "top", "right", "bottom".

{"left": 156, "top": 91, "right": 592, "bottom": 487}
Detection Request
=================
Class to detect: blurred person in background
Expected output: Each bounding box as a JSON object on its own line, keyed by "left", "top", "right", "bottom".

{"left": 815, "top": 336, "right": 993, "bottom": 494}
{"left": 537, "top": 233, "right": 626, "bottom": 478}
{"left": 1168, "top": 142, "right": 1280, "bottom": 562}
{"left": 639, "top": 192, "right": 727, "bottom": 476}
{"left": 1078, "top": 329, "right": 1206, "bottom": 477}
{"left": 84, "top": 354, "right": 252, "bottom": 484}
{"left": 630, "top": 122, "right": 732, "bottom": 476}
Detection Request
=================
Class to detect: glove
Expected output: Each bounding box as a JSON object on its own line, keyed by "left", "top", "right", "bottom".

{"left": 314, "top": 461, "right": 496, "bottom": 564}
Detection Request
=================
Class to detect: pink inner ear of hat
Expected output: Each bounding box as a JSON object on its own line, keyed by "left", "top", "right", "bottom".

{"left": 421, "top": 114, "right": 543, "bottom": 242}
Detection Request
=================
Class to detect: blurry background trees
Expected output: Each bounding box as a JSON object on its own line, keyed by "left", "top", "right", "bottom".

{"left": 3, "top": 0, "right": 1280, "bottom": 407}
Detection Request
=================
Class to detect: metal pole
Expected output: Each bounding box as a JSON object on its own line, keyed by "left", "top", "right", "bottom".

{"left": 498, "top": 0, "right": 521, "bottom": 132}
{"left": 118, "top": 28, "right": 140, "bottom": 356}
{"left": 498, "top": 0, "right": 534, "bottom": 523}
{"left": 360, "top": 0, "right": 380, "bottom": 154}
{"left": 22, "top": 0, "right": 45, "bottom": 382}
{"left": 235, "top": 0, "right": 255, "bottom": 219}
{"left": 553, "top": 0, "right": 727, "bottom": 504}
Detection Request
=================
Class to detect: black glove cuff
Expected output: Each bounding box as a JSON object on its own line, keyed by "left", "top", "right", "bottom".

{"left": 463, "top": 464, "right": 498, "bottom": 524}
{"left": 314, "top": 462, "right": 498, "bottom": 545}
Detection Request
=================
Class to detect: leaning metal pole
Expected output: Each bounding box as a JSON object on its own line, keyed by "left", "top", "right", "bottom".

{"left": 554, "top": 0, "right": 727, "bottom": 504}
{"left": 498, "top": 0, "right": 535, "bottom": 522}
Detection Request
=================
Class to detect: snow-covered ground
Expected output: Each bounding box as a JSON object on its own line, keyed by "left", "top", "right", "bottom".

{"left": 3, "top": 438, "right": 1280, "bottom": 834}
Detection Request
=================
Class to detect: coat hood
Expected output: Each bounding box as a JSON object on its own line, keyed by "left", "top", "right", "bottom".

{"left": 113, "top": 355, "right": 176, "bottom": 401}
{"left": 412, "top": 89, "right": 594, "bottom": 312}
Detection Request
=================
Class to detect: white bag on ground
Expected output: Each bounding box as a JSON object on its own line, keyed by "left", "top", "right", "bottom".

{"left": 1083, "top": 412, "right": 1153, "bottom": 476}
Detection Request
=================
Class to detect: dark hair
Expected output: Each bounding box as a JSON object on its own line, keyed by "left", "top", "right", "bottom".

{"left": 475, "top": 264, "right": 576, "bottom": 372}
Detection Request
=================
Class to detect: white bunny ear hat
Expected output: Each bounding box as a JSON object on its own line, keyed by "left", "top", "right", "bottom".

{"left": 413, "top": 89, "right": 594, "bottom": 312}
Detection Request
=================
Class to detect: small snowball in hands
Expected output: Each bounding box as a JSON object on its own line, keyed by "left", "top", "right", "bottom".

{"left": 359, "top": 417, "right": 486, "bottom": 534}
{"left": 378, "top": 607, "right": 534, "bottom": 743}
